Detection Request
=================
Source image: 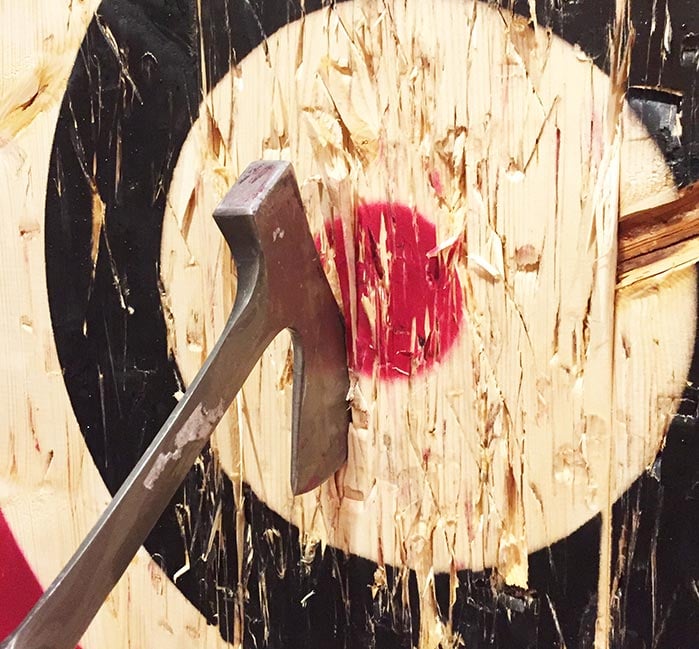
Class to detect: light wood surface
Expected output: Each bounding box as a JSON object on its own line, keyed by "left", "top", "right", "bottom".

{"left": 161, "top": 2, "right": 696, "bottom": 646}
{"left": 0, "top": 2, "right": 696, "bottom": 648}
{"left": 0, "top": 2, "right": 233, "bottom": 648}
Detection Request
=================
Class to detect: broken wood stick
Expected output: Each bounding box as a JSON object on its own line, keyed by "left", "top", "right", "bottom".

{"left": 618, "top": 181, "right": 699, "bottom": 285}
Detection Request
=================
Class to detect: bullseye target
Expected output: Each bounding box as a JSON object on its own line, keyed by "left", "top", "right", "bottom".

{"left": 1, "top": 1, "right": 698, "bottom": 648}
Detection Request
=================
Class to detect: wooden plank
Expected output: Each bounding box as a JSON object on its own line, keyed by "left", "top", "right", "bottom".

{"left": 1, "top": 1, "right": 697, "bottom": 648}
{"left": 161, "top": 5, "right": 696, "bottom": 647}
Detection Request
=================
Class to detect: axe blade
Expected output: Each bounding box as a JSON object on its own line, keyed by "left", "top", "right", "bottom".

{"left": 213, "top": 160, "right": 350, "bottom": 493}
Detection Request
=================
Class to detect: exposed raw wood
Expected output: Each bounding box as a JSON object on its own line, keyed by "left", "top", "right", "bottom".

{"left": 618, "top": 181, "right": 699, "bottom": 284}
{"left": 593, "top": 3, "right": 629, "bottom": 644}
{"left": 0, "top": 2, "right": 233, "bottom": 649}
{"left": 160, "top": 2, "right": 696, "bottom": 647}
{"left": 619, "top": 181, "right": 699, "bottom": 262}
{"left": 0, "top": 1, "right": 696, "bottom": 649}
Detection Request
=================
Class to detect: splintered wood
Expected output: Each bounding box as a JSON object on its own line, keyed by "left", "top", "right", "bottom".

{"left": 158, "top": 2, "right": 696, "bottom": 647}
{"left": 618, "top": 181, "right": 699, "bottom": 286}
{"left": 1, "top": 1, "right": 697, "bottom": 648}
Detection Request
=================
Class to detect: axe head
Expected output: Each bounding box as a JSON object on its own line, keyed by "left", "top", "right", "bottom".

{"left": 214, "top": 161, "right": 350, "bottom": 494}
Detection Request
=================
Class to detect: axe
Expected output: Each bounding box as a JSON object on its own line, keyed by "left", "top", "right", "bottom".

{"left": 1, "top": 161, "right": 350, "bottom": 649}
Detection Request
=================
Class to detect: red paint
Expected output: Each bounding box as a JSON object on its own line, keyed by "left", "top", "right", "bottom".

{"left": 321, "top": 202, "right": 463, "bottom": 378}
{"left": 428, "top": 169, "right": 444, "bottom": 198}
{"left": 0, "top": 511, "right": 84, "bottom": 647}
{"left": 0, "top": 510, "right": 44, "bottom": 641}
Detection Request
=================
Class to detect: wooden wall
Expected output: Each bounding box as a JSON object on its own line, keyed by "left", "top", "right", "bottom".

{"left": 1, "top": 1, "right": 697, "bottom": 647}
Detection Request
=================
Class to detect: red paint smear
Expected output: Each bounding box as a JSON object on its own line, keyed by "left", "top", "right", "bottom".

{"left": 0, "top": 511, "right": 82, "bottom": 648}
{"left": 322, "top": 202, "right": 463, "bottom": 378}
{"left": 0, "top": 510, "right": 44, "bottom": 642}
{"left": 428, "top": 169, "right": 444, "bottom": 198}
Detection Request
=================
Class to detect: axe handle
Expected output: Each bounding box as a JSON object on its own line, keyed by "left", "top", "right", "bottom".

{"left": 1, "top": 298, "right": 274, "bottom": 649}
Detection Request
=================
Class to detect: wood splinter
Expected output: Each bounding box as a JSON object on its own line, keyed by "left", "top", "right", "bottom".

{"left": 618, "top": 181, "right": 699, "bottom": 286}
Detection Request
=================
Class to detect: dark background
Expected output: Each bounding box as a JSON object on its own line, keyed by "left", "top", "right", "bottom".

{"left": 44, "top": 1, "right": 698, "bottom": 647}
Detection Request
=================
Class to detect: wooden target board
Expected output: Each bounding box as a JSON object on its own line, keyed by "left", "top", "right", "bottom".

{"left": 1, "top": 1, "right": 698, "bottom": 648}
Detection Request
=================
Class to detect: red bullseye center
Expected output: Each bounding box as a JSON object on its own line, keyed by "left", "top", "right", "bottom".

{"left": 321, "top": 202, "right": 464, "bottom": 379}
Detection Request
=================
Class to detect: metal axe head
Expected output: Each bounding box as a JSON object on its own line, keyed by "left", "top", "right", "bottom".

{"left": 213, "top": 160, "right": 350, "bottom": 494}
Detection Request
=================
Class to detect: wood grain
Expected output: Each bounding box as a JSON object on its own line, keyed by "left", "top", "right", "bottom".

{"left": 159, "top": 3, "right": 696, "bottom": 646}
{"left": 0, "top": 2, "right": 234, "bottom": 648}
{"left": 618, "top": 181, "right": 699, "bottom": 285}
{"left": 0, "top": 1, "right": 696, "bottom": 648}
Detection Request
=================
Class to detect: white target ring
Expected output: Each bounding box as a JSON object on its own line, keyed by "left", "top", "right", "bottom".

{"left": 161, "top": 0, "right": 696, "bottom": 586}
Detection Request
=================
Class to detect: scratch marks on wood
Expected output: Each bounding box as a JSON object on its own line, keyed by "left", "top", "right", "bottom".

{"left": 319, "top": 49, "right": 381, "bottom": 165}
{"left": 94, "top": 13, "right": 142, "bottom": 104}
{"left": 522, "top": 96, "right": 560, "bottom": 174}
{"left": 128, "top": 0, "right": 698, "bottom": 646}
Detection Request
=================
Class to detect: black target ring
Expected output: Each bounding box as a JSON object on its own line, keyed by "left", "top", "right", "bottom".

{"left": 44, "top": 2, "right": 699, "bottom": 647}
